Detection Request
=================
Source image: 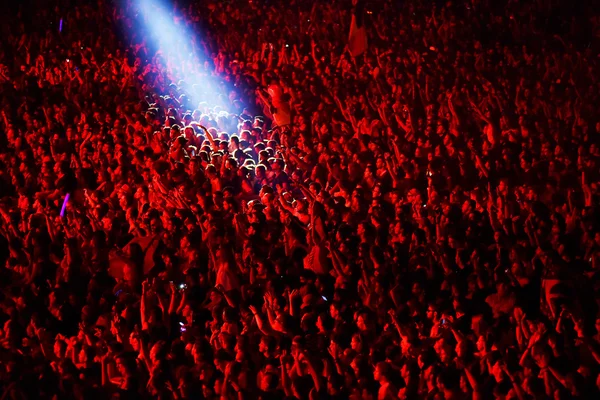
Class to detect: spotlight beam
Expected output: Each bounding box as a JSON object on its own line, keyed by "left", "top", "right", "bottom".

{"left": 131, "top": 0, "right": 232, "bottom": 111}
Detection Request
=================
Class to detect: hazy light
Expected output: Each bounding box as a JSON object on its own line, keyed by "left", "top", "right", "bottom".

{"left": 133, "top": 0, "right": 233, "bottom": 111}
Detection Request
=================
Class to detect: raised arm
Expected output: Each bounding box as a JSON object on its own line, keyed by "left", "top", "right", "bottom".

{"left": 280, "top": 351, "right": 294, "bottom": 397}
{"left": 140, "top": 281, "right": 149, "bottom": 331}
{"left": 248, "top": 305, "right": 274, "bottom": 336}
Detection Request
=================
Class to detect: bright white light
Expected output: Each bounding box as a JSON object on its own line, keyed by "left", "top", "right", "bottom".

{"left": 132, "top": 0, "right": 234, "bottom": 111}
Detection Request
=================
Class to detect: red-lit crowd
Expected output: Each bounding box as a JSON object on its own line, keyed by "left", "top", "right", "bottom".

{"left": 1, "top": 0, "right": 600, "bottom": 398}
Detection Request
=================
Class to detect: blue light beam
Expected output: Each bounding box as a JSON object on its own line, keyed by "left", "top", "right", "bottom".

{"left": 132, "top": 0, "right": 234, "bottom": 112}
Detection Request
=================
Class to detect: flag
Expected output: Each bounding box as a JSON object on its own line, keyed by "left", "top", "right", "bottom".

{"left": 266, "top": 84, "right": 291, "bottom": 126}
{"left": 108, "top": 235, "right": 161, "bottom": 280}
{"left": 348, "top": 0, "right": 368, "bottom": 58}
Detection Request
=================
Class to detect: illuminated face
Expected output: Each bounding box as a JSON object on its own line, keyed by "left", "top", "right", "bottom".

{"left": 351, "top": 335, "right": 361, "bottom": 351}
{"left": 330, "top": 304, "right": 339, "bottom": 319}
{"left": 129, "top": 332, "right": 140, "bottom": 351}
{"left": 373, "top": 185, "right": 381, "bottom": 198}
{"left": 54, "top": 341, "right": 65, "bottom": 358}
{"left": 357, "top": 315, "right": 367, "bottom": 331}
{"left": 374, "top": 365, "right": 383, "bottom": 381}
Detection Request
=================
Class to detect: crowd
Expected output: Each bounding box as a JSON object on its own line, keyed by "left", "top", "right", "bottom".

{"left": 1, "top": 0, "right": 600, "bottom": 398}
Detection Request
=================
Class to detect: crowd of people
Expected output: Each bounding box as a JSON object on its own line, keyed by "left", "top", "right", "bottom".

{"left": 1, "top": 0, "right": 600, "bottom": 398}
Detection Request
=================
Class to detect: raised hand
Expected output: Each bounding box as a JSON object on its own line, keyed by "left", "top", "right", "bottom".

{"left": 328, "top": 342, "right": 339, "bottom": 359}
{"left": 527, "top": 331, "right": 541, "bottom": 349}
{"left": 280, "top": 349, "right": 289, "bottom": 363}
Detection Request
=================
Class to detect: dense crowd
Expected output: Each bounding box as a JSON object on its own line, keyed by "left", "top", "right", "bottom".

{"left": 1, "top": 0, "right": 600, "bottom": 398}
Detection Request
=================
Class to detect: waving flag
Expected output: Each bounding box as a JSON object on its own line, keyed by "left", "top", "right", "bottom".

{"left": 109, "top": 235, "right": 161, "bottom": 280}
{"left": 348, "top": 0, "right": 368, "bottom": 57}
